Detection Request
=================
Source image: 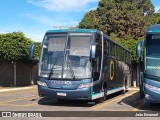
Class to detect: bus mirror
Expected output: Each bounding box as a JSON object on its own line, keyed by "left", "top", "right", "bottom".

{"left": 29, "top": 44, "right": 36, "bottom": 60}
{"left": 136, "top": 40, "right": 143, "bottom": 58}
{"left": 91, "top": 43, "right": 96, "bottom": 59}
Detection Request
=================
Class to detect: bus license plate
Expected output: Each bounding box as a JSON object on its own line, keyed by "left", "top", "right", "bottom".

{"left": 57, "top": 92, "right": 66, "bottom": 96}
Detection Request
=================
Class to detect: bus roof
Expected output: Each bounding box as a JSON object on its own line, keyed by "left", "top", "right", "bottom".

{"left": 47, "top": 29, "right": 100, "bottom": 33}
{"left": 146, "top": 24, "right": 160, "bottom": 33}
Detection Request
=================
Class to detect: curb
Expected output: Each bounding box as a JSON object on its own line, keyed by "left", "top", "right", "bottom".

{"left": 0, "top": 85, "right": 37, "bottom": 93}
{"left": 128, "top": 87, "right": 139, "bottom": 91}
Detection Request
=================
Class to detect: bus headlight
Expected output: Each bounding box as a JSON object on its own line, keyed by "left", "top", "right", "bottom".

{"left": 78, "top": 83, "right": 92, "bottom": 89}
{"left": 37, "top": 81, "right": 47, "bottom": 86}
{"left": 145, "top": 83, "right": 160, "bottom": 92}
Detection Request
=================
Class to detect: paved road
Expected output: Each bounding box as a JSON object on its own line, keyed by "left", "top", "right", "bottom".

{"left": 0, "top": 87, "right": 160, "bottom": 119}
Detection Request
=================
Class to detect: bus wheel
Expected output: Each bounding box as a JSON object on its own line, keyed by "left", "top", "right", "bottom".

{"left": 96, "top": 88, "right": 107, "bottom": 103}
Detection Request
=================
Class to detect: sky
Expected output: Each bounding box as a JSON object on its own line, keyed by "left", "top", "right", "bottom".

{"left": 0, "top": 0, "right": 159, "bottom": 42}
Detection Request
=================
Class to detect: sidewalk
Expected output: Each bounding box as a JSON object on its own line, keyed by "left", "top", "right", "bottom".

{"left": 128, "top": 87, "right": 139, "bottom": 91}
{"left": 0, "top": 85, "right": 37, "bottom": 93}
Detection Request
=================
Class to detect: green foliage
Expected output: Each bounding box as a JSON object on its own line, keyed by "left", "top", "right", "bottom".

{"left": 79, "top": 10, "right": 99, "bottom": 29}
{"left": 0, "top": 32, "right": 40, "bottom": 63}
{"left": 155, "top": 15, "right": 160, "bottom": 24}
{"left": 115, "top": 38, "right": 141, "bottom": 62}
{"left": 79, "top": 0, "right": 156, "bottom": 40}
{"left": 79, "top": 0, "right": 157, "bottom": 62}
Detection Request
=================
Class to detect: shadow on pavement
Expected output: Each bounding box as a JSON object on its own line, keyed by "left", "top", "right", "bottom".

{"left": 117, "top": 91, "right": 160, "bottom": 111}
{"left": 38, "top": 97, "right": 95, "bottom": 107}
{"left": 37, "top": 91, "right": 131, "bottom": 108}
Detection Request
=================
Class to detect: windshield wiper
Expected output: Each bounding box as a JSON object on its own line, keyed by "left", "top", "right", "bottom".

{"left": 48, "top": 57, "right": 59, "bottom": 79}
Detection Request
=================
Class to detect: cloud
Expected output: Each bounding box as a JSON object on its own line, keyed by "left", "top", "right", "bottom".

{"left": 24, "top": 13, "right": 79, "bottom": 27}
{"left": 28, "top": 0, "right": 98, "bottom": 12}
{"left": 155, "top": 6, "right": 160, "bottom": 13}
{"left": 24, "top": 31, "right": 44, "bottom": 42}
{"left": 24, "top": 13, "right": 54, "bottom": 26}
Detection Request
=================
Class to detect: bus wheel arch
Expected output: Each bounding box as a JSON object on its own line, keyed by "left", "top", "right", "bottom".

{"left": 103, "top": 82, "right": 107, "bottom": 99}
{"left": 96, "top": 82, "right": 107, "bottom": 103}
{"left": 103, "top": 82, "right": 107, "bottom": 95}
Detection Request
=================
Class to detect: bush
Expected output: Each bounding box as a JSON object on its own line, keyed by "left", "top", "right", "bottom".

{"left": 0, "top": 32, "right": 40, "bottom": 63}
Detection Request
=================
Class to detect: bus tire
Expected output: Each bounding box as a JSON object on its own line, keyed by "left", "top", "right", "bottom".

{"left": 96, "top": 87, "right": 107, "bottom": 103}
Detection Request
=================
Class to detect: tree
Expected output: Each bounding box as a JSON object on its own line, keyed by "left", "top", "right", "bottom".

{"left": 79, "top": 0, "right": 157, "bottom": 40}
{"left": 79, "top": 10, "right": 99, "bottom": 29}
{"left": 155, "top": 15, "right": 160, "bottom": 24}
{"left": 0, "top": 32, "right": 40, "bottom": 63}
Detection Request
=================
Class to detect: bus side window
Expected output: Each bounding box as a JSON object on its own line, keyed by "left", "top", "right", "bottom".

{"left": 110, "top": 43, "right": 115, "bottom": 58}
{"left": 125, "top": 51, "right": 131, "bottom": 64}
{"left": 104, "top": 39, "right": 109, "bottom": 56}
{"left": 116, "top": 46, "right": 120, "bottom": 60}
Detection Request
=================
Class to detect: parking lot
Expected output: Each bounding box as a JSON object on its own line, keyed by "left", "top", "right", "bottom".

{"left": 0, "top": 86, "right": 160, "bottom": 113}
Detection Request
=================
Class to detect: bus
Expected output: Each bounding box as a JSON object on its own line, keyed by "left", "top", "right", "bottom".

{"left": 136, "top": 24, "right": 160, "bottom": 103}
{"left": 29, "top": 29, "right": 132, "bottom": 103}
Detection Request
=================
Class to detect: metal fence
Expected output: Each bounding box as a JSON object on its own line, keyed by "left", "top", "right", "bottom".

{"left": 0, "top": 61, "right": 38, "bottom": 87}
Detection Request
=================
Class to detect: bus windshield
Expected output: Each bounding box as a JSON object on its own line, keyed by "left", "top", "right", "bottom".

{"left": 40, "top": 33, "right": 92, "bottom": 79}
{"left": 145, "top": 34, "right": 160, "bottom": 77}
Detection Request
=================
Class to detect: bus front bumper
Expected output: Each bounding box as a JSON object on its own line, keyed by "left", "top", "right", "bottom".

{"left": 144, "top": 87, "right": 160, "bottom": 103}
{"left": 38, "top": 85, "right": 92, "bottom": 100}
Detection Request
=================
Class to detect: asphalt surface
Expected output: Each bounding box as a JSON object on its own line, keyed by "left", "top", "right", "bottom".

{"left": 0, "top": 86, "right": 160, "bottom": 119}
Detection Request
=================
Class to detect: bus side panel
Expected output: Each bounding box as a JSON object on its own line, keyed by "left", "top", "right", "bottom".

{"left": 91, "top": 57, "right": 117, "bottom": 97}
{"left": 115, "top": 60, "right": 125, "bottom": 88}
{"left": 106, "top": 58, "right": 117, "bottom": 90}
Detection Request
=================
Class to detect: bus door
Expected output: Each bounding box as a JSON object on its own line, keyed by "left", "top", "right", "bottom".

{"left": 92, "top": 33, "right": 103, "bottom": 95}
